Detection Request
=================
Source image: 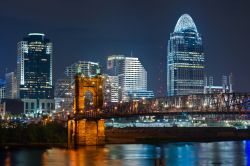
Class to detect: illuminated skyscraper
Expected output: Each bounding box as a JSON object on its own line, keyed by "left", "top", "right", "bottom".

{"left": 167, "top": 14, "right": 205, "bottom": 96}
{"left": 121, "top": 57, "right": 147, "bottom": 96}
{"left": 106, "top": 75, "right": 119, "bottom": 103}
{"left": 106, "top": 55, "right": 125, "bottom": 102}
{"left": 54, "top": 78, "right": 72, "bottom": 112}
{"left": 107, "top": 55, "right": 154, "bottom": 102}
{"left": 17, "top": 33, "right": 54, "bottom": 115}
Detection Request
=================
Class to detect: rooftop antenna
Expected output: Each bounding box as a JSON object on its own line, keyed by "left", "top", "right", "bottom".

{"left": 130, "top": 50, "right": 133, "bottom": 57}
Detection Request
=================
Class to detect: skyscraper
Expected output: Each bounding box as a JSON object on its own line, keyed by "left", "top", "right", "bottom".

{"left": 229, "top": 73, "right": 233, "bottom": 93}
{"left": 107, "top": 76, "right": 119, "bottom": 103}
{"left": 222, "top": 74, "right": 233, "bottom": 93}
{"left": 0, "top": 80, "right": 5, "bottom": 99}
{"left": 106, "top": 55, "right": 125, "bottom": 102}
{"left": 107, "top": 55, "right": 154, "bottom": 102}
{"left": 121, "top": 57, "right": 147, "bottom": 97}
{"left": 54, "top": 78, "right": 72, "bottom": 112}
{"left": 167, "top": 14, "right": 205, "bottom": 96}
{"left": 5, "top": 72, "right": 17, "bottom": 99}
{"left": 107, "top": 55, "right": 125, "bottom": 76}
{"left": 222, "top": 75, "right": 228, "bottom": 92}
{"left": 204, "top": 74, "right": 233, "bottom": 94}
{"left": 17, "top": 33, "right": 54, "bottom": 115}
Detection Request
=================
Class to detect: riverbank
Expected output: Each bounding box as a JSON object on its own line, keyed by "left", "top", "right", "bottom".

{"left": 1, "top": 126, "right": 250, "bottom": 148}
{"left": 0, "top": 143, "right": 67, "bottom": 149}
{"left": 105, "top": 127, "right": 250, "bottom": 144}
{"left": 0, "top": 122, "right": 67, "bottom": 148}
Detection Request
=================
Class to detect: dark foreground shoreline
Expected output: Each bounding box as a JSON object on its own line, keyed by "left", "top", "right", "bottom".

{"left": 0, "top": 143, "right": 67, "bottom": 149}
{"left": 105, "top": 127, "right": 250, "bottom": 144}
{"left": 1, "top": 127, "right": 250, "bottom": 148}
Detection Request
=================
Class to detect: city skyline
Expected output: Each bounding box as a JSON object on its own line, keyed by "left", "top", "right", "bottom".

{"left": 0, "top": 0, "right": 250, "bottom": 93}
{"left": 1, "top": 2, "right": 250, "bottom": 164}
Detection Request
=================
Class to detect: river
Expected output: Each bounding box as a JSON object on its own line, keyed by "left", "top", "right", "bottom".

{"left": 1, "top": 141, "right": 250, "bottom": 166}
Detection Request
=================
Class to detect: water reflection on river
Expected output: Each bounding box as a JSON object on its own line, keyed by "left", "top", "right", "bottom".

{"left": 1, "top": 141, "right": 250, "bottom": 166}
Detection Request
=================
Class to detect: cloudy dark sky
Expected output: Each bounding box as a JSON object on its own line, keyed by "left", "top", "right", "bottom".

{"left": 0, "top": 0, "right": 249, "bottom": 95}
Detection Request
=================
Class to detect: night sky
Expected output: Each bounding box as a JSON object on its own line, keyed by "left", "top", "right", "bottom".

{"left": 0, "top": 0, "right": 250, "bottom": 95}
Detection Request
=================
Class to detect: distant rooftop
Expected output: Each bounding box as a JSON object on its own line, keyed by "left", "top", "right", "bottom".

{"left": 28, "top": 33, "right": 45, "bottom": 36}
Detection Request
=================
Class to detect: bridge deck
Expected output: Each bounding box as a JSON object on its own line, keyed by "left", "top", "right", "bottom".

{"left": 70, "top": 110, "right": 250, "bottom": 120}
{"left": 72, "top": 92, "right": 250, "bottom": 120}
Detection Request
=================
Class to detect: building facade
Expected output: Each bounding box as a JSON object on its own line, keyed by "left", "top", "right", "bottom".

{"left": 121, "top": 57, "right": 148, "bottom": 101}
{"left": 107, "top": 55, "right": 125, "bottom": 76}
{"left": 54, "top": 78, "right": 72, "bottom": 112}
{"left": 55, "top": 61, "right": 100, "bottom": 112}
{"left": 106, "top": 55, "right": 125, "bottom": 102}
{"left": 0, "top": 80, "right": 5, "bottom": 99}
{"left": 204, "top": 74, "right": 233, "bottom": 94}
{"left": 107, "top": 76, "right": 119, "bottom": 103}
{"left": 17, "top": 33, "right": 54, "bottom": 115}
{"left": 0, "top": 99, "right": 24, "bottom": 116}
{"left": 65, "top": 61, "right": 100, "bottom": 82}
{"left": 167, "top": 14, "right": 205, "bottom": 96}
{"left": 107, "top": 55, "right": 154, "bottom": 102}
{"left": 222, "top": 73, "right": 233, "bottom": 93}
{"left": 0, "top": 101, "right": 5, "bottom": 118}
{"left": 5, "top": 72, "right": 17, "bottom": 99}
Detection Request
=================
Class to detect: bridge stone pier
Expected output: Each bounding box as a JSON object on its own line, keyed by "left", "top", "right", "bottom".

{"left": 68, "top": 74, "right": 105, "bottom": 147}
{"left": 68, "top": 119, "right": 105, "bottom": 147}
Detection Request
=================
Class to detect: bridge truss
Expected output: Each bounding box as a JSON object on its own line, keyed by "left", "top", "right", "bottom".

{"left": 71, "top": 93, "right": 250, "bottom": 120}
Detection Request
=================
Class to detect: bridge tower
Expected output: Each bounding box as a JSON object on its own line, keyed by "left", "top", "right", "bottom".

{"left": 68, "top": 74, "right": 105, "bottom": 147}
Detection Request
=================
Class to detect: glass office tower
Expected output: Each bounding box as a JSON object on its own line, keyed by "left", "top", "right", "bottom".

{"left": 17, "top": 33, "right": 54, "bottom": 115}
{"left": 167, "top": 14, "right": 205, "bottom": 96}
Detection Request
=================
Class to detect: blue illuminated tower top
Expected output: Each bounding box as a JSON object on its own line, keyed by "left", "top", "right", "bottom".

{"left": 174, "top": 14, "right": 198, "bottom": 33}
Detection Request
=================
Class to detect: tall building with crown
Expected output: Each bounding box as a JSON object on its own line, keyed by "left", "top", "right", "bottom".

{"left": 167, "top": 14, "right": 205, "bottom": 96}
{"left": 17, "top": 33, "right": 54, "bottom": 115}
